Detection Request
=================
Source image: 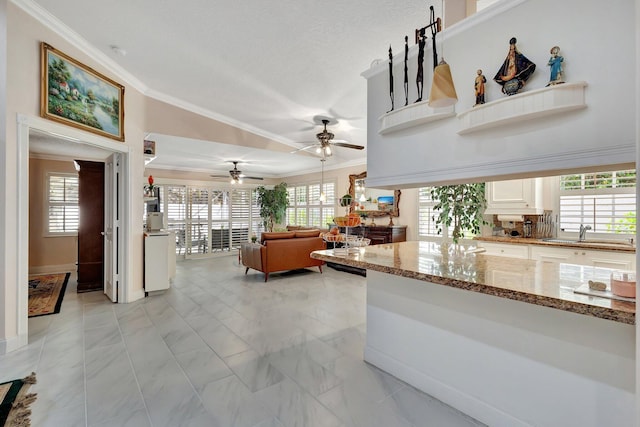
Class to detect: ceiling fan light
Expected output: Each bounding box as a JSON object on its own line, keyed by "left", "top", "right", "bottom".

{"left": 238, "top": 178, "right": 243, "bottom": 184}
{"left": 325, "top": 146, "right": 332, "bottom": 156}
{"left": 316, "top": 147, "right": 322, "bottom": 154}
{"left": 230, "top": 178, "right": 235, "bottom": 184}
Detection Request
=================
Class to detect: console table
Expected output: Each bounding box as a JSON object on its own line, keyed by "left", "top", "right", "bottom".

{"left": 329, "top": 225, "right": 407, "bottom": 276}
{"left": 337, "top": 225, "right": 407, "bottom": 245}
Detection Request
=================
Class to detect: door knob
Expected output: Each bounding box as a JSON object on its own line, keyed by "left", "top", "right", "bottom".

{"left": 100, "top": 232, "right": 105, "bottom": 236}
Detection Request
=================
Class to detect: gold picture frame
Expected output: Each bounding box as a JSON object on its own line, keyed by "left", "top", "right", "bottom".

{"left": 40, "top": 42, "right": 125, "bottom": 141}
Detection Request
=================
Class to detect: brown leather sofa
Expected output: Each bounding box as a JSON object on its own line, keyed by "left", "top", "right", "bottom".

{"left": 241, "top": 230, "right": 326, "bottom": 282}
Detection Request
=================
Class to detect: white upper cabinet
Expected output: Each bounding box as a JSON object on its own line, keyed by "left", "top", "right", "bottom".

{"left": 484, "top": 178, "right": 548, "bottom": 215}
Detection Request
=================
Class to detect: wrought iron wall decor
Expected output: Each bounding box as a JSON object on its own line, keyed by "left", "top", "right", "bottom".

{"left": 387, "top": 46, "right": 394, "bottom": 112}
{"left": 403, "top": 36, "right": 409, "bottom": 106}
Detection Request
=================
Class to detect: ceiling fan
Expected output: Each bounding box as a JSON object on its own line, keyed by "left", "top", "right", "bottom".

{"left": 292, "top": 119, "right": 364, "bottom": 157}
{"left": 210, "top": 161, "right": 264, "bottom": 184}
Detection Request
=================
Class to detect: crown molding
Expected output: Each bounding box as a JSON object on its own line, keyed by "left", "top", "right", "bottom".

{"left": 143, "top": 89, "right": 297, "bottom": 147}
{"left": 12, "top": 0, "right": 298, "bottom": 147}
{"left": 11, "top": 0, "right": 149, "bottom": 92}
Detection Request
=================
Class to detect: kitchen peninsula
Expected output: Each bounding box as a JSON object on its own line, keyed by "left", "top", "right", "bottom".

{"left": 311, "top": 241, "right": 635, "bottom": 427}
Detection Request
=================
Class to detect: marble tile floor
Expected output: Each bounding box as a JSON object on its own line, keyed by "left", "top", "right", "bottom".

{"left": 1, "top": 257, "right": 486, "bottom": 427}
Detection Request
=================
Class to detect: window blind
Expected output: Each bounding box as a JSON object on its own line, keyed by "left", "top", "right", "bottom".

{"left": 47, "top": 174, "right": 79, "bottom": 233}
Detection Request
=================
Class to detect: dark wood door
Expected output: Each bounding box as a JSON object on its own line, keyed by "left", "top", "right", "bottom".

{"left": 77, "top": 160, "right": 104, "bottom": 293}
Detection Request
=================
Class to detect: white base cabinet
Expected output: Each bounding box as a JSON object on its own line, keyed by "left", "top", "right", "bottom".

{"left": 530, "top": 246, "right": 635, "bottom": 270}
{"left": 477, "top": 242, "right": 529, "bottom": 259}
{"left": 478, "top": 242, "right": 635, "bottom": 270}
{"left": 144, "top": 231, "right": 170, "bottom": 292}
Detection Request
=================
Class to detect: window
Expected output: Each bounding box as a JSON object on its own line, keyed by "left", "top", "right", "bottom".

{"left": 46, "top": 173, "right": 79, "bottom": 235}
{"left": 559, "top": 170, "right": 636, "bottom": 235}
{"left": 154, "top": 184, "right": 263, "bottom": 256}
{"left": 418, "top": 187, "right": 440, "bottom": 238}
{"left": 286, "top": 181, "right": 336, "bottom": 228}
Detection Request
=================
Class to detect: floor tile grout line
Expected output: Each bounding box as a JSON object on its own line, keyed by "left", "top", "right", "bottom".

{"left": 82, "top": 291, "right": 88, "bottom": 427}
{"left": 114, "top": 302, "right": 155, "bottom": 427}
{"left": 138, "top": 297, "right": 212, "bottom": 416}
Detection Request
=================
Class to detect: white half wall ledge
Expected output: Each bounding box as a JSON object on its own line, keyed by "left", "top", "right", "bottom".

{"left": 378, "top": 102, "right": 456, "bottom": 135}
{"left": 456, "top": 81, "right": 588, "bottom": 135}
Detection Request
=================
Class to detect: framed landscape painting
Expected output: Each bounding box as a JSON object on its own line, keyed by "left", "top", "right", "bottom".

{"left": 40, "top": 42, "right": 125, "bottom": 141}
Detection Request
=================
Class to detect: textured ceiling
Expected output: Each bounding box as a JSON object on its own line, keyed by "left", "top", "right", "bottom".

{"left": 28, "top": 0, "right": 442, "bottom": 174}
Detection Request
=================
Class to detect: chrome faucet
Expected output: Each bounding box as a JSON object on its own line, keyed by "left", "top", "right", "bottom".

{"left": 578, "top": 224, "right": 592, "bottom": 241}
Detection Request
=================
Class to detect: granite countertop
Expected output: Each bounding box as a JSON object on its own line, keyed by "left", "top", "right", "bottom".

{"left": 475, "top": 236, "right": 636, "bottom": 253}
{"left": 311, "top": 241, "right": 635, "bottom": 325}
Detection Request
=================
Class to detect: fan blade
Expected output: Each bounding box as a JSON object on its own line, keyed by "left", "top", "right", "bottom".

{"left": 290, "top": 144, "right": 317, "bottom": 154}
{"left": 210, "top": 174, "right": 229, "bottom": 178}
{"left": 244, "top": 176, "right": 264, "bottom": 180}
{"left": 331, "top": 142, "right": 365, "bottom": 150}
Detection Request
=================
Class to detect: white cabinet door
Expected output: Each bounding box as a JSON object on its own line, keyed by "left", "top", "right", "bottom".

{"left": 530, "top": 246, "right": 573, "bottom": 262}
{"left": 531, "top": 245, "right": 635, "bottom": 270}
{"left": 484, "top": 178, "right": 546, "bottom": 215}
{"left": 579, "top": 249, "right": 635, "bottom": 270}
{"left": 478, "top": 242, "right": 529, "bottom": 259}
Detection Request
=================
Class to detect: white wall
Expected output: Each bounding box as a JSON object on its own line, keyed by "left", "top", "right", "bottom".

{"left": 364, "top": 0, "right": 636, "bottom": 189}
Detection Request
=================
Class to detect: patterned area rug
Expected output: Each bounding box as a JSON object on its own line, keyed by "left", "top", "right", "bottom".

{"left": 0, "top": 373, "right": 37, "bottom": 427}
{"left": 28, "top": 272, "right": 70, "bottom": 317}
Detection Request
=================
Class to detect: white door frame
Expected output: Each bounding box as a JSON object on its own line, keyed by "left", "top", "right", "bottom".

{"left": 16, "top": 114, "right": 131, "bottom": 345}
{"left": 104, "top": 153, "right": 122, "bottom": 302}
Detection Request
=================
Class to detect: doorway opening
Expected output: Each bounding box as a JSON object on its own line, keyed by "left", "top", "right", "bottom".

{"left": 16, "top": 114, "right": 131, "bottom": 349}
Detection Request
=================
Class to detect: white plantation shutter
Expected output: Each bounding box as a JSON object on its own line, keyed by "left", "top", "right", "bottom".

{"left": 187, "top": 187, "right": 210, "bottom": 254}
{"left": 559, "top": 170, "right": 636, "bottom": 235}
{"left": 47, "top": 173, "right": 79, "bottom": 234}
{"left": 285, "top": 181, "right": 336, "bottom": 227}
{"left": 417, "top": 187, "right": 439, "bottom": 237}
{"left": 156, "top": 184, "right": 265, "bottom": 256}
{"left": 230, "top": 190, "right": 251, "bottom": 247}
{"left": 160, "top": 185, "right": 186, "bottom": 228}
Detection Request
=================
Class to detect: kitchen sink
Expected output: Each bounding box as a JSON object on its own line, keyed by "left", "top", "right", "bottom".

{"left": 542, "top": 238, "right": 634, "bottom": 247}
{"left": 541, "top": 238, "right": 579, "bottom": 244}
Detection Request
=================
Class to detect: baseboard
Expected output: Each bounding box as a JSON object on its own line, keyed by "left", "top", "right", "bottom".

{"left": 364, "top": 346, "right": 528, "bottom": 427}
{"left": 29, "top": 264, "right": 76, "bottom": 275}
{"left": 127, "top": 288, "right": 146, "bottom": 303}
{"left": 0, "top": 333, "right": 28, "bottom": 355}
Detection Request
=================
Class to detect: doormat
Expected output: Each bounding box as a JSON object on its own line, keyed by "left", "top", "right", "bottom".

{"left": 0, "top": 372, "right": 37, "bottom": 427}
{"left": 28, "top": 272, "right": 70, "bottom": 317}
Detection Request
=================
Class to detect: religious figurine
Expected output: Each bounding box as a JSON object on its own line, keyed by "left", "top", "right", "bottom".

{"left": 493, "top": 37, "right": 536, "bottom": 96}
{"left": 474, "top": 69, "right": 486, "bottom": 106}
{"left": 403, "top": 36, "right": 409, "bottom": 106}
{"left": 546, "top": 46, "right": 564, "bottom": 86}
{"left": 387, "top": 45, "right": 394, "bottom": 112}
{"left": 415, "top": 29, "right": 426, "bottom": 103}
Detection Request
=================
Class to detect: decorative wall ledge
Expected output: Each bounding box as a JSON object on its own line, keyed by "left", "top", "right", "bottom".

{"left": 457, "top": 81, "right": 588, "bottom": 135}
{"left": 378, "top": 101, "right": 455, "bottom": 135}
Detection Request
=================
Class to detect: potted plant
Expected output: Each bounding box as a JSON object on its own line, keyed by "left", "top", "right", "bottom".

{"left": 430, "top": 183, "right": 487, "bottom": 243}
{"left": 256, "top": 183, "right": 289, "bottom": 232}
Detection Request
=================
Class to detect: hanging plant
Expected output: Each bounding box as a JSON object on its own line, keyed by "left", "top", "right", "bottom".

{"left": 256, "top": 183, "right": 289, "bottom": 232}
{"left": 430, "top": 183, "right": 487, "bottom": 243}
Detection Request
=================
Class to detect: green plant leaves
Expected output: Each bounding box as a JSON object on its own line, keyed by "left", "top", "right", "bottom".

{"left": 256, "top": 183, "right": 289, "bottom": 232}
{"left": 430, "top": 183, "right": 487, "bottom": 243}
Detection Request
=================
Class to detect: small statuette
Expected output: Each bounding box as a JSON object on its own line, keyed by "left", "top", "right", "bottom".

{"left": 493, "top": 37, "right": 536, "bottom": 96}
{"left": 474, "top": 69, "right": 486, "bottom": 106}
{"left": 546, "top": 45, "right": 565, "bottom": 86}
